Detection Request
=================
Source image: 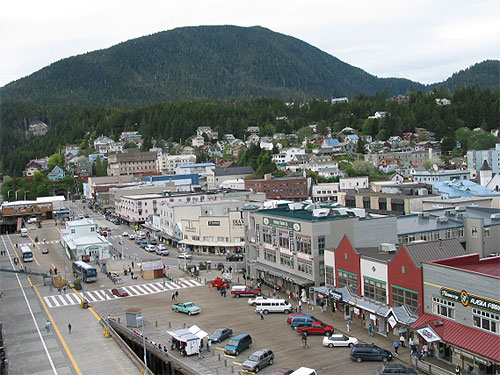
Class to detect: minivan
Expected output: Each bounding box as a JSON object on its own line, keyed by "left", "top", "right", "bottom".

{"left": 241, "top": 348, "right": 274, "bottom": 372}
{"left": 255, "top": 299, "right": 292, "bottom": 314}
{"left": 290, "top": 316, "right": 316, "bottom": 329}
{"left": 350, "top": 344, "right": 393, "bottom": 363}
{"left": 224, "top": 333, "right": 252, "bottom": 356}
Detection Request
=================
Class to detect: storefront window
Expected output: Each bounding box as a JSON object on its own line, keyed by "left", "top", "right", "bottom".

{"left": 363, "top": 277, "right": 386, "bottom": 303}
{"left": 472, "top": 308, "right": 499, "bottom": 334}
{"left": 280, "top": 253, "right": 294, "bottom": 268}
{"left": 262, "top": 227, "right": 272, "bottom": 244}
{"left": 338, "top": 270, "right": 358, "bottom": 293}
{"left": 325, "top": 266, "right": 334, "bottom": 286}
{"left": 392, "top": 285, "right": 418, "bottom": 314}
{"left": 432, "top": 297, "right": 455, "bottom": 319}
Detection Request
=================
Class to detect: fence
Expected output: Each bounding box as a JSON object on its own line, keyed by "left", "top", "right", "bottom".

{"left": 411, "top": 356, "right": 454, "bottom": 375}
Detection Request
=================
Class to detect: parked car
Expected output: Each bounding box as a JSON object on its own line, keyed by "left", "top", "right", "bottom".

{"left": 111, "top": 288, "right": 129, "bottom": 297}
{"left": 296, "top": 321, "right": 334, "bottom": 336}
{"left": 273, "top": 369, "right": 294, "bottom": 375}
{"left": 145, "top": 244, "right": 157, "bottom": 252}
{"left": 122, "top": 231, "right": 129, "bottom": 237}
{"left": 156, "top": 247, "right": 169, "bottom": 256}
{"left": 209, "top": 328, "right": 233, "bottom": 343}
{"left": 286, "top": 313, "right": 308, "bottom": 324}
{"left": 230, "top": 285, "right": 261, "bottom": 298}
{"left": 42, "top": 248, "right": 49, "bottom": 254}
{"left": 84, "top": 214, "right": 90, "bottom": 218}
{"left": 242, "top": 348, "right": 274, "bottom": 373}
{"left": 211, "top": 277, "right": 230, "bottom": 289}
{"left": 377, "top": 364, "right": 417, "bottom": 374}
{"left": 226, "top": 253, "right": 244, "bottom": 262}
{"left": 248, "top": 296, "right": 271, "bottom": 306}
{"left": 177, "top": 252, "right": 192, "bottom": 259}
{"left": 350, "top": 344, "right": 393, "bottom": 363}
{"left": 129, "top": 233, "right": 136, "bottom": 240}
{"left": 290, "top": 316, "right": 319, "bottom": 328}
{"left": 322, "top": 334, "right": 358, "bottom": 348}
{"left": 224, "top": 333, "right": 252, "bottom": 356}
{"left": 172, "top": 302, "right": 200, "bottom": 315}
{"left": 138, "top": 241, "right": 148, "bottom": 248}
{"left": 149, "top": 238, "right": 158, "bottom": 245}
{"left": 255, "top": 299, "right": 292, "bottom": 314}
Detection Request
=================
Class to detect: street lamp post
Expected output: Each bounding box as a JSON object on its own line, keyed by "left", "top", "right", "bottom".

{"left": 100, "top": 284, "right": 110, "bottom": 338}
{"left": 137, "top": 316, "right": 147, "bottom": 374}
{"left": 15, "top": 190, "right": 21, "bottom": 200}
{"left": 24, "top": 190, "right": 30, "bottom": 200}
{"left": 7, "top": 190, "right": 13, "bottom": 201}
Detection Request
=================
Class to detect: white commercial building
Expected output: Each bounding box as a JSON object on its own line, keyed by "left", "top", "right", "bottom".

{"left": 60, "top": 219, "right": 110, "bottom": 261}
{"left": 157, "top": 154, "right": 197, "bottom": 174}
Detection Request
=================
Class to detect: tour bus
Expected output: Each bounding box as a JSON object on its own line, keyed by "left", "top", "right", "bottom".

{"left": 72, "top": 260, "right": 98, "bottom": 282}
{"left": 20, "top": 245, "right": 33, "bottom": 262}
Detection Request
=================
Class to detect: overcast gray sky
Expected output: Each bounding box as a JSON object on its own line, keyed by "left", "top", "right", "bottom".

{"left": 2, "top": 0, "right": 499, "bottom": 87}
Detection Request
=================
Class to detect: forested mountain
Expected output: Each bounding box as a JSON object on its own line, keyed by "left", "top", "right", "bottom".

{"left": 1, "top": 25, "right": 426, "bottom": 107}
{"left": 429, "top": 60, "right": 500, "bottom": 92}
{"left": 2, "top": 87, "right": 499, "bottom": 177}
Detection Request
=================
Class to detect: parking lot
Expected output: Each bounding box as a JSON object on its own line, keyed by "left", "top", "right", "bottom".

{"left": 91, "top": 275, "right": 395, "bottom": 375}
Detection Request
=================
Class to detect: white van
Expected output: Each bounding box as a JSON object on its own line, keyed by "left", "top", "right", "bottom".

{"left": 20, "top": 228, "right": 28, "bottom": 237}
{"left": 290, "top": 367, "right": 317, "bottom": 375}
{"left": 254, "top": 299, "right": 292, "bottom": 314}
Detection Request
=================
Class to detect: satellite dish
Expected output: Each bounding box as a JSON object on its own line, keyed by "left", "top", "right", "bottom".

{"left": 432, "top": 164, "right": 438, "bottom": 171}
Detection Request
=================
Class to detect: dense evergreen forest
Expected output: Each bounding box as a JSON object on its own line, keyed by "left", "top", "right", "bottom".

{"left": 1, "top": 86, "right": 498, "bottom": 177}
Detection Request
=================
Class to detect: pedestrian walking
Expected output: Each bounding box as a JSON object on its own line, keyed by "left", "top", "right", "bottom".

{"left": 68, "top": 323, "right": 72, "bottom": 334}
{"left": 207, "top": 339, "right": 211, "bottom": 352}
{"left": 171, "top": 292, "right": 175, "bottom": 301}
{"left": 132, "top": 261, "right": 134, "bottom": 268}
{"left": 346, "top": 320, "right": 351, "bottom": 333}
{"left": 466, "top": 365, "right": 473, "bottom": 375}
{"left": 45, "top": 320, "right": 51, "bottom": 333}
{"left": 301, "top": 333, "right": 308, "bottom": 349}
{"left": 456, "top": 365, "right": 461, "bottom": 375}
{"left": 54, "top": 267, "right": 58, "bottom": 274}
{"left": 198, "top": 345, "right": 204, "bottom": 359}
{"left": 298, "top": 300, "right": 302, "bottom": 312}
{"left": 260, "top": 310, "right": 264, "bottom": 320}
{"left": 130, "top": 271, "right": 134, "bottom": 279}
{"left": 423, "top": 344, "right": 429, "bottom": 359}
{"left": 368, "top": 323, "right": 374, "bottom": 337}
{"left": 393, "top": 341, "right": 399, "bottom": 355}
{"left": 49, "top": 268, "right": 53, "bottom": 275}
{"left": 175, "top": 291, "right": 179, "bottom": 300}
{"left": 400, "top": 334, "right": 406, "bottom": 348}
{"left": 320, "top": 300, "right": 325, "bottom": 313}
{"left": 289, "top": 291, "right": 293, "bottom": 300}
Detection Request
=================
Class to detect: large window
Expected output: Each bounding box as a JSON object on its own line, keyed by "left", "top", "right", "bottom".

{"left": 280, "top": 253, "right": 294, "bottom": 268}
{"left": 296, "top": 235, "right": 311, "bottom": 254}
{"left": 392, "top": 285, "right": 419, "bottom": 314}
{"left": 325, "top": 266, "right": 335, "bottom": 286}
{"left": 337, "top": 270, "right": 358, "bottom": 293}
{"left": 264, "top": 249, "right": 276, "bottom": 263}
{"left": 262, "top": 227, "right": 273, "bottom": 244}
{"left": 317, "top": 236, "right": 325, "bottom": 255}
{"left": 432, "top": 297, "right": 455, "bottom": 319}
{"left": 363, "top": 277, "right": 387, "bottom": 303}
{"left": 297, "top": 259, "right": 313, "bottom": 274}
{"left": 279, "top": 231, "right": 289, "bottom": 249}
{"left": 472, "top": 308, "right": 499, "bottom": 334}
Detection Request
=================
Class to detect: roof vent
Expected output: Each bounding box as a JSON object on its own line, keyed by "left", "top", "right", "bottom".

{"left": 455, "top": 206, "right": 466, "bottom": 212}
{"left": 433, "top": 320, "right": 444, "bottom": 327}
{"left": 379, "top": 243, "right": 397, "bottom": 253}
{"left": 312, "top": 208, "right": 330, "bottom": 217}
{"left": 436, "top": 216, "right": 449, "bottom": 223}
{"left": 288, "top": 203, "right": 303, "bottom": 211}
{"left": 444, "top": 209, "right": 455, "bottom": 216}
{"left": 490, "top": 213, "right": 500, "bottom": 220}
{"left": 418, "top": 212, "right": 430, "bottom": 219}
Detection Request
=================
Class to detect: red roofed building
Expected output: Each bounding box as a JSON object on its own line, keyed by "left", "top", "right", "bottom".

{"left": 413, "top": 254, "right": 500, "bottom": 373}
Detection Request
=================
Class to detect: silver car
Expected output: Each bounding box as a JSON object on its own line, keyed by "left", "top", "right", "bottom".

{"left": 241, "top": 348, "right": 274, "bottom": 373}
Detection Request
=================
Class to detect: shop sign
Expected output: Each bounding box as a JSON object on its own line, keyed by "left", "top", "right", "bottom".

{"left": 297, "top": 252, "right": 311, "bottom": 261}
{"left": 416, "top": 325, "right": 441, "bottom": 343}
{"left": 256, "top": 224, "right": 260, "bottom": 242}
{"left": 272, "top": 227, "right": 277, "bottom": 248}
{"left": 208, "top": 221, "right": 220, "bottom": 226}
{"left": 232, "top": 218, "right": 244, "bottom": 228}
{"left": 330, "top": 291, "right": 342, "bottom": 301}
{"left": 440, "top": 287, "right": 500, "bottom": 314}
{"left": 289, "top": 231, "right": 295, "bottom": 252}
{"left": 369, "top": 313, "right": 376, "bottom": 321}
{"left": 263, "top": 217, "right": 301, "bottom": 232}
{"left": 388, "top": 315, "right": 397, "bottom": 328}
{"left": 453, "top": 348, "right": 489, "bottom": 365}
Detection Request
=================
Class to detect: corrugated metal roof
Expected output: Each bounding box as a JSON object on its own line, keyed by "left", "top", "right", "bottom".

{"left": 411, "top": 313, "right": 500, "bottom": 362}
{"left": 404, "top": 239, "right": 466, "bottom": 268}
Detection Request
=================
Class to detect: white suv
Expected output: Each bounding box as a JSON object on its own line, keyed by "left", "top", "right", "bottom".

{"left": 145, "top": 244, "right": 156, "bottom": 252}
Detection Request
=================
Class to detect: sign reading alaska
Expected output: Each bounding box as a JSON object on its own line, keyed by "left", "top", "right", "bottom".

{"left": 263, "top": 217, "right": 301, "bottom": 232}
{"left": 440, "top": 287, "right": 500, "bottom": 314}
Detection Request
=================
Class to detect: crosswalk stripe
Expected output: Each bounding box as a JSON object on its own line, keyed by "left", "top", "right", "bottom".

{"left": 44, "top": 297, "right": 54, "bottom": 308}
{"left": 126, "top": 285, "right": 144, "bottom": 295}
{"left": 84, "top": 292, "right": 98, "bottom": 302}
{"left": 133, "top": 285, "right": 149, "bottom": 294}
{"left": 56, "top": 295, "right": 70, "bottom": 306}
{"left": 68, "top": 294, "right": 81, "bottom": 304}
{"left": 49, "top": 295, "right": 60, "bottom": 307}
{"left": 140, "top": 284, "right": 157, "bottom": 293}
{"left": 180, "top": 279, "right": 198, "bottom": 287}
{"left": 149, "top": 283, "right": 164, "bottom": 292}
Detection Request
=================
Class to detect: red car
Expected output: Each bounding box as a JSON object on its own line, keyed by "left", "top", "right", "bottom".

{"left": 296, "top": 321, "right": 334, "bottom": 336}
{"left": 111, "top": 288, "right": 129, "bottom": 297}
{"left": 286, "top": 313, "right": 306, "bottom": 324}
{"left": 211, "top": 277, "right": 230, "bottom": 289}
{"left": 230, "top": 285, "right": 261, "bottom": 298}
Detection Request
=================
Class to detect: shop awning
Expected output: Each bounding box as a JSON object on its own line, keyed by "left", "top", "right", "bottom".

{"left": 392, "top": 306, "right": 418, "bottom": 326}
{"left": 354, "top": 298, "right": 391, "bottom": 317}
{"left": 254, "top": 262, "right": 314, "bottom": 286}
{"left": 314, "top": 286, "right": 343, "bottom": 301}
{"left": 411, "top": 313, "right": 500, "bottom": 363}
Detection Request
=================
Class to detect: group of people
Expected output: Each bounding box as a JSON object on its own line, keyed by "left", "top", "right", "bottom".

{"left": 133, "top": 330, "right": 168, "bottom": 355}
{"left": 171, "top": 290, "right": 179, "bottom": 301}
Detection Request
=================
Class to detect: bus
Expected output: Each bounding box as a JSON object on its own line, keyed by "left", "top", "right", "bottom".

{"left": 72, "top": 261, "right": 98, "bottom": 282}
{"left": 20, "top": 245, "right": 33, "bottom": 262}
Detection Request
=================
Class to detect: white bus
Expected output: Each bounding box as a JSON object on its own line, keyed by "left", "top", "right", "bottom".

{"left": 72, "top": 261, "right": 98, "bottom": 282}
{"left": 20, "top": 245, "right": 33, "bottom": 262}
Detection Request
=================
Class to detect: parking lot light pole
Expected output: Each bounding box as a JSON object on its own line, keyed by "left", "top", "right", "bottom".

{"left": 137, "top": 316, "right": 147, "bottom": 374}
{"left": 100, "top": 284, "right": 111, "bottom": 337}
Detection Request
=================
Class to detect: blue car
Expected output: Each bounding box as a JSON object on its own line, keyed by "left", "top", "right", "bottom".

{"left": 138, "top": 241, "right": 148, "bottom": 248}
{"left": 290, "top": 315, "right": 318, "bottom": 329}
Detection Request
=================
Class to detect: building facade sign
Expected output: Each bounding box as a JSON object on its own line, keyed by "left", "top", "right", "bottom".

{"left": 416, "top": 325, "right": 441, "bottom": 343}
{"left": 263, "top": 217, "right": 301, "bottom": 232}
{"left": 440, "top": 287, "right": 500, "bottom": 313}
{"left": 208, "top": 221, "right": 220, "bottom": 226}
